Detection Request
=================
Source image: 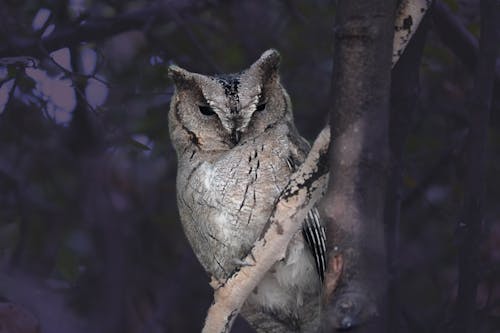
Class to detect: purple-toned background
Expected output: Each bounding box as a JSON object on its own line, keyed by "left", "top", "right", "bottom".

{"left": 0, "top": 0, "right": 499, "bottom": 332}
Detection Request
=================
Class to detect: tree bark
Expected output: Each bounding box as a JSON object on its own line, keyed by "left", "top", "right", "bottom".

{"left": 320, "top": 0, "right": 396, "bottom": 331}
{"left": 455, "top": 1, "right": 500, "bottom": 332}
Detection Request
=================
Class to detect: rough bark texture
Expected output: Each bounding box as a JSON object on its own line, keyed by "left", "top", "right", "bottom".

{"left": 202, "top": 127, "right": 331, "bottom": 333}
{"left": 386, "top": 11, "right": 429, "bottom": 333}
{"left": 320, "top": 0, "right": 396, "bottom": 331}
{"left": 455, "top": 1, "right": 500, "bottom": 332}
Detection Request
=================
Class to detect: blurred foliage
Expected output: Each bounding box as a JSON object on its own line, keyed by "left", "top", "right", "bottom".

{"left": 0, "top": 0, "right": 498, "bottom": 332}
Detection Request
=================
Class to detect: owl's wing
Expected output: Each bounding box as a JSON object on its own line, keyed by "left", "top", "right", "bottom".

{"left": 302, "top": 208, "right": 327, "bottom": 281}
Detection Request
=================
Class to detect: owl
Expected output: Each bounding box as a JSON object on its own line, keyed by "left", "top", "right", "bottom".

{"left": 168, "top": 49, "right": 326, "bottom": 332}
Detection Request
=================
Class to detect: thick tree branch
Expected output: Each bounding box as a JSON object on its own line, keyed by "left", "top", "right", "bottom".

{"left": 202, "top": 127, "right": 331, "bottom": 333}
{"left": 455, "top": 1, "right": 500, "bottom": 332}
{"left": 0, "top": 0, "right": 226, "bottom": 59}
{"left": 392, "top": 0, "right": 432, "bottom": 67}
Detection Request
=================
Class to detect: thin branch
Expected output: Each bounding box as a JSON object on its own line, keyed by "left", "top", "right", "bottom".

{"left": 0, "top": 56, "right": 39, "bottom": 67}
{"left": 37, "top": 42, "right": 101, "bottom": 116}
{"left": 432, "top": 1, "right": 479, "bottom": 70}
{"left": 2, "top": 73, "right": 19, "bottom": 112}
{"left": 433, "top": 1, "right": 500, "bottom": 83}
{"left": 202, "top": 127, "right": 331, "bottom": 333}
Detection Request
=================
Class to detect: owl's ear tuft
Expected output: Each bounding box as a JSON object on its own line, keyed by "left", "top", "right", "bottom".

{"left": 250, "top": 49, "right": 281, "bottom": 81}
{"left": 168, "top": 65, "right": 196, "bottom": 89}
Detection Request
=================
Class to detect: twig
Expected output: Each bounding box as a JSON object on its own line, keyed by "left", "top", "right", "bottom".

{"left": 32, "top": 43, "right": 101, "bottom": 136}
{"left": 433, "top": 1, "right": 478, "bottom": 70}
{"left": 202, "top": 127, "right": 330, "bottom": 333}
{"left": 0, "top": 56, "right": 39, "bottom": 68}
{"left": 2, "top": 74, "right": 19, "bottom": 112}
{"left": 433, "top": 1, "right": 500, "bottom": 84}
{"left": 37, "top": 41, "right": 111, "bottom": 89}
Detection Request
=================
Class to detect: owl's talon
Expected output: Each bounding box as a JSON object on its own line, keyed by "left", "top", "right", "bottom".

{"left": 209, "top": 276, "right": 225, "bottom": 289}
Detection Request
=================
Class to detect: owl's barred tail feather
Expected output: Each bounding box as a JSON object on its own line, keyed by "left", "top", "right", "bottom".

{"left": 302, "top": 208, "right": 327, "bottom": 281}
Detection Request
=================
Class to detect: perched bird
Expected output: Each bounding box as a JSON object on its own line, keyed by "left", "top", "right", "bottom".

{"left": 168, "top": 49, "right": 326, "bottom": 332}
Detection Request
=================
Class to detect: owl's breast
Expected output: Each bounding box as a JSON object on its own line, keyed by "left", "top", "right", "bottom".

{"left": 177, "top": 136, "right": 299, "bottom": 279}
{"left": 210, "top": 144, "right": 289, "bottom": 228}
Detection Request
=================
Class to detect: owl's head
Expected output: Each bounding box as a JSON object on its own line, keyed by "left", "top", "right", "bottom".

{"left": 168, "top": 49, "right": 293, "bottom": 153}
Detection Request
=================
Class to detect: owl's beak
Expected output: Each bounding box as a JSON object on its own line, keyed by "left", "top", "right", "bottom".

{"left": 231, "top": 130, "right": 242, "bottom": 145}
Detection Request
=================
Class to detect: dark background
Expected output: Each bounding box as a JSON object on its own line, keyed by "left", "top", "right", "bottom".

{"left": 0, "top": 0, "right": 498, "bottom": 332}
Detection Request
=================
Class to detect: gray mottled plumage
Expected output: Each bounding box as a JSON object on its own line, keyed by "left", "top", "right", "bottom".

{"left": 168, "top": 50, "right": 326, "bottom": 332}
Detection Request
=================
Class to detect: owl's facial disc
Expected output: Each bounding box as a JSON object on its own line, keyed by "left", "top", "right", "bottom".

{"left": 204, "top": 74, "right": 248, "bottom": 145}
{"left": 168, "top": 49, "right": 289, "bottom": 151}
{"left": 204, "top": 50, "right": 282, "bottom": 145}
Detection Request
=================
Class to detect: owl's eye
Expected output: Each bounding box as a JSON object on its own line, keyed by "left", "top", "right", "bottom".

{"left": 255, "top": 103, "right": 266, "bottom": 112}
{"left": 198, "top": 105, "right": 216, "bottom": 116}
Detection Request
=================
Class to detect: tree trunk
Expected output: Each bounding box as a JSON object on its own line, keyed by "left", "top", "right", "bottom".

{"left": 321, "top": 0, "right": 396, "bottom": 331}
